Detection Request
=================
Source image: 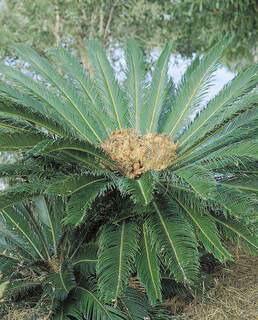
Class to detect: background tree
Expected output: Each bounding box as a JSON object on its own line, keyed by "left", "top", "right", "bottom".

{"left": 0, "top": 0, "right": 257, "bottom": 69}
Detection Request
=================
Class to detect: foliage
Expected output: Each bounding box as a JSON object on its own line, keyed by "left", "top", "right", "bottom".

{"left": 0, "top": 0, "right": 257, "bottom": 68}
{"left": 0, "top": 197, "right": 169, "bottom": 319}
{"left": 0, "top": 40, "right": 257, "bottom": 318}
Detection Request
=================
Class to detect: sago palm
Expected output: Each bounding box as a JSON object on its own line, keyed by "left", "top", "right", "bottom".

{"left": 0, "top": 197, "right": 170, "bottom": 319}
{"left": 0, "top": 39, "right": 257, "bottom": 312}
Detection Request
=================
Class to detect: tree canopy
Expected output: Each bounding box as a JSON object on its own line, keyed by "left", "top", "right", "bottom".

{"left": 0, "top": 0, "right": 257, "bottom": 69}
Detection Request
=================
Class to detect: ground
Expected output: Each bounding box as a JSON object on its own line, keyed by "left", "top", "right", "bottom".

{"left": 180, "top": 253, "right": 258, "bottom": 320}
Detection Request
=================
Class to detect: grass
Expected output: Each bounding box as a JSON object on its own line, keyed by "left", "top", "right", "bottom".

{"left": 180, "top": 252, "right": 258, "bottom": 320}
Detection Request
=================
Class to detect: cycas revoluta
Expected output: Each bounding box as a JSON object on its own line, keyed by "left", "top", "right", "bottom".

{"left": 0, "top": 39, "right": 257, "bottom": 318}
{"left": 0, "top": 197, "right": 169, "bottom": 319}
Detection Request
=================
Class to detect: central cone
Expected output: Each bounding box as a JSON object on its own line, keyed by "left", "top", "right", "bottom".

{"left": 101, "top": 129, "right": 178, "bottom": 178}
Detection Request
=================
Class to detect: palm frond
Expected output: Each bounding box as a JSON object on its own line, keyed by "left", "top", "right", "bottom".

{"left": 175, "top": 165, "right": 216, "bottom": 200}
{"left": 49, "top": 48, "right": 113, "bottom": 137}
{"left": 0, "top": 94, "right": 70, "bottom": 137}
{"left": 162, "top": 40, "right": 227, "bottom": 138}
{"left": 0, "top": 64, "right": 95, "bottom": 142}
{"left": 73, "top": 284, "right": 127, "bottom": 320}
{"left": 119, "top": 287, "right": 150, "bottom": 320}
{"left": 214, "top": 216, "right": 258, "bottom": 254}
{"left": 72, "top": 242, "right": 98, "bottom": 274}
{"left": 87, "top": 39, "right": 128, "bottom": 129}
{"left": 0, "top": 131, "right": 45, "bottom": 151}
{"left": 64, "top": 177, "right": 110, "bottom": 226}
{"left": 173, "top": 197, "right": 232, "bottom": 262}
{"left": 124, "top": 39, "right": 146, "bottom": 131}
{"left": 136, "top": 223, "right": 162, "bottom": 305}
{"left": 97, "top": 221, "right": 139, "bottom": 302}
{"left": 148, "top": 201, "right": 200, "bottom": 284}
{"left": 124, "top": 173, "right": 154, "bottom": 206}
{"left": 143, "top": 43, "right": 172, "bottom": 133}
{"left": 1, "top": 207, "right": 46, "bottom": 260}
{"left": 43, "top": 261, "right": 76, "bottom": 301}
{"left": 179, "top": 65, "right": 258, "bottom": 151}
{"left": 15, "top": 45, "right": 104, "bottom": 144}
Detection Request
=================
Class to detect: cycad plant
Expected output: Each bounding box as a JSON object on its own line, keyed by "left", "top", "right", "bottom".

{"left": 0, "top": 197, "right": 170, "bottom": 319}
{"left": 0, "top": 39, "right": 258, "bottom": 317}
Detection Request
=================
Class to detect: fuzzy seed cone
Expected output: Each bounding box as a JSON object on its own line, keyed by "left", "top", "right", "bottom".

{"left": 101, "top": 129, "right": 178, "bottom": 178}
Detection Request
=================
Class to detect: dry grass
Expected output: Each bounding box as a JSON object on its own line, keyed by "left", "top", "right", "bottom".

{"left": 2, "top": 308, "right": 51, "bottom": 320}
{"left": 101, "top": 129, "right": 177, "bottom": 178}
{"left": 180, "top": 254, "right": 258, "bottom": 320}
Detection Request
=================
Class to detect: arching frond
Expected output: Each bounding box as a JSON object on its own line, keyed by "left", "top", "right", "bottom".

{"left": 72, "top": 242, "right": 98, "bottom": 274}
{"left": 124, "top": 39, "right": 146, "bottom": 131}
{"left": 119, "top": 287, "right": 150, "bottom": 320}
{"left": 1, "top": 207, "right": 46, "bottom": 260}
{"left": 15, "top": 45, "right": 104, "bottom": 144}
{"left": 64, "top": 177, "right": 110, "bottom": 226}
{"left": 87, "top": 40, "right": 128, "bottom": 129}
{"left": 179, "top": 65, "right": 258, "bottom": 151}
{"left": 97, "top": 221, "right": 139, "bottom": 302}
{"left": 143, "top": 43, "right": 172, "bottom": 133}
{"left": 43, "top": 262, "right": 76, "bottom": 301}
{"left": 49, "top": 48, "right": 113, "bottom": 137}
{"left": 73, "top": 285, "right": 127, "bottom": 320}
{"left": 148, "top": 201, "right": 200, "bottom": 284}
{"left": 214, "top": 216, "right": 258, "bottom": 254}
{"left": 124, "top": 173, "right": 155, "bottom": 206}
{"left": 174, "top": 197, "right": 232, "bottom": 262}
{"left": 175, "top": 165, "right": 216, "bottom": 200}
{"left": 136, "top": 223, "right": 162, "bottom": 305}
{"left": 162, "top": 40, "right": 227, "bottom": 138}
{"left": 0, "top": 131, "right": 45, "bottom": 151}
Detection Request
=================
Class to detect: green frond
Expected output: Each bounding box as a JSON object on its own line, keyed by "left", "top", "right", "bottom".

{"left": 1, "top": 206, "right": 46, "bottom": 260}
{"left": 119, "top": 287, "right": 150, "bottom": 320}
{"left": 49, "top": 48, "right": 114, "bottom": 137}
{"left": 87, "top": 39, "right": 128, "bottom": 129}
{"left": 136, "top": 223, "right": 162, "bottom": 305}
{"left": 124, "top": 39, "right": 146, "bottom": 131}
{"left": 124, "top": 173, "right": 155, "bottom": 206}
{"left": 43, "top": 261, "right": 76, "bottom": 301}
{"left": 174, "top": 107, "right": 258, "bottom": 169}
{"left": 175, "top": 165, "right": 216, "bottom": 200}
{"left": 203, "top": 139, "right": 258, "bottom": 163}
{"left": 0, "top": 64, "right": 95, "bottom": 143}
{"left": 72, "top": 242, "right": 98, "bottom": 274}
{"left": 97, "top": 221, "right": 139, "bottom": 302}
{"left": 0, "top": 220, "right": 35, "bottom": 260}
{"left": 73, "top": 284, "right": 127, "bottom": 320}
{"left": 223, "top": 175, "right": 258, "bottom": 195}
{"left": 63, "top": 177, "right": 110, "bottom": 226}
{"left": 40, "top": 138, "right": 114, "bottom": 171}
{"left": 54, "top": 304, "right": 81, "bottom": 320}
{"left": 33, "top": 197, "right": 64, "bottom": 255}
{"left": 216, "top": 182, "right": 258, "bottom": 220}
{"left": 0, "top": 116, "right": 32, "bottom": 132}
{"left": 0, "top": 181, "right": 43, "bottom": 211}
{"left": 162, "top": 40, "right": 227, "bottom": 138}
{"left": 143, "top": 43, "right": 172, "bottom": 133}
{"left": 45, "top": 175, "right": 108, "bottom": 197}
{"left": 179, "top": 65, "right": 258, "bottom": 151}
{"left": 0, "top": 161, "right": 41, "bottom": 178}
{"left": 0, "top": 131, "right": 45, "bottom": 151}
{"left": 214, "top": 216, "right": 258, "bottom": 255}
{"left": 149, "top": 201, "right": 200, "bottom": 285}
{"left": 14, "top": 45, "right": 104, "bottom": 144}
{"left": 0, "top": 95, "right": 70, "bottom": 137}
{"left": 174, "top": 197, "right": 232, "bottom": 262}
